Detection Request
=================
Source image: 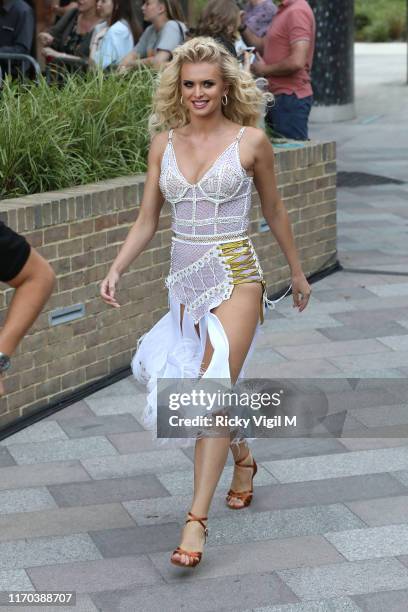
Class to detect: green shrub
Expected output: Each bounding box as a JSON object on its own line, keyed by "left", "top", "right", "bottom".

{"left": 355, "top": 0, "right": 406, "bottom": 42}
{"left": 0, "top": 69, "right": 155, "bottom": 200}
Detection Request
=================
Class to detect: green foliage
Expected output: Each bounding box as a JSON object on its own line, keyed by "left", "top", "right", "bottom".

{"left": 0, "top": 69, "right": 155, "bottom": 200}
{"left": 355, "top": 0, "right": 406, "bottom": 42}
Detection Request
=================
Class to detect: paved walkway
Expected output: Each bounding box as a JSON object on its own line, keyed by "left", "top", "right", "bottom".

{"left": 0, "top": 44, "right": 408, "bottom": 611}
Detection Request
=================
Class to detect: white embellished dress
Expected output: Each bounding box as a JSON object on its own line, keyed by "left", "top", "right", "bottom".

{"left": 131, "top": 127, "right": 290, "bottom": 448}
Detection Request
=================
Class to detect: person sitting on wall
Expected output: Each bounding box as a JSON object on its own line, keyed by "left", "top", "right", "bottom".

{"left": 118, "top": 0, "right": 187, "bottom": 73}
{"left": 38, "top": 0, "right": 100, "bottom": 67}
{"left": 0, "top": 222, "right": 55, "bottom": 397}
{"left": 89, "top": 0, "right": 142, "bottom": 70}
{"left": 239, "top": 0, "right": 316, "bottom": 141}
{"left": 0, "top": 0, "right": 35, "bottom": 75}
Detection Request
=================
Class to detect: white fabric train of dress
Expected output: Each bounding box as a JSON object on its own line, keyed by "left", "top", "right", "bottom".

{"left": 131, "top": 127, "right": 291, "bottom": 448}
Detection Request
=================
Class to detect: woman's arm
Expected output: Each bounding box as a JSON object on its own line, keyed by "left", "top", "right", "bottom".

{"left": 100, "top": 133, "right": 167, "bottom": 307}
{"left": 251, "top": 129, "right": 311, "bottom": 311}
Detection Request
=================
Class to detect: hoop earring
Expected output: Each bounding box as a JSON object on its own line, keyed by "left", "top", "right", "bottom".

{"left": 221, "top": 94, "right": 228, "bottom": 106}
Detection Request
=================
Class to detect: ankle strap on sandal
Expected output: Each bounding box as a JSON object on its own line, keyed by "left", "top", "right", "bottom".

{"left": 186, "top": 511, "right": 208, "bottom": 533}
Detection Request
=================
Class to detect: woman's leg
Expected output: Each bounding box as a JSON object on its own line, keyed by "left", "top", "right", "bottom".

{"left": 172, "top": 283, "right": 262, "bottom": 565}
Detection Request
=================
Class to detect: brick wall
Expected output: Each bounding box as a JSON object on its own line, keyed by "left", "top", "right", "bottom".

{"left": 0, "top": 141, "right": 336, "bottom": 430}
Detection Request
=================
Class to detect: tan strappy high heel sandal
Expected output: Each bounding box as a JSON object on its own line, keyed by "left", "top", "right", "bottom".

{"left": 170, "top": 511, "right": 209, "bottom": 568}
{"left": 226, "top": 449, "right": 258, "bottom": 509}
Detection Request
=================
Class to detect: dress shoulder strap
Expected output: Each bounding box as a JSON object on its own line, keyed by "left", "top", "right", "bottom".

{"left": 236, "top": 127, "right": 246, "bottom": 142}
{"left": 168, "top": 129, "right": 174, "bottom": 141}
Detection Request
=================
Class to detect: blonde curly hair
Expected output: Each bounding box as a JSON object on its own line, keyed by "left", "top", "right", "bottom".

{"left": 149, "top": 37, "right": 272, "bottom": 135}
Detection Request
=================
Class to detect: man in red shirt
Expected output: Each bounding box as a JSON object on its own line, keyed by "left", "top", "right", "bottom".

{"left": 240, "top": 0, "right": 316, "bottom": 140}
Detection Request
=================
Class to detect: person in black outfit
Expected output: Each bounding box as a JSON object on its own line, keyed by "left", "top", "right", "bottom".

{"left": 0, "top": 0, "right": 35, "bottom": 75}
{"left": 0, "top": 222, "right": 55, "bottom": 397}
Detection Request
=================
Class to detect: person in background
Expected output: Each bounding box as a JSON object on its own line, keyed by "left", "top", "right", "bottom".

{"left": 0, "top": 0, "right": 35, "bottom": 75}
{"left": 194, "top": 0, "right": 240, "bottom": 59}
{"left": 0, "top": 222, "right": 55, "bottom": 397}
{"left": 89, "top": 0, "right": 141, "bottom": 70}
{"left": 242, "top": 0, "right": 277, "bottom": 38}
{"left": 239, "top": 0, "right": 315, "bottom": 140}
{"left": 118, "top": 0, "right": 186, "bottom": 72}
{"left": 49, "top": 1, "right": 78, "bottom": 23}
{"left": 38, "top": 0, "right": 99, "bottom": 65}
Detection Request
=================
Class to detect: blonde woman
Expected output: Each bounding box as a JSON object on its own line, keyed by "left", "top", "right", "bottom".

{"left": 100, "top": 37, "right": 311, "bottom": 569}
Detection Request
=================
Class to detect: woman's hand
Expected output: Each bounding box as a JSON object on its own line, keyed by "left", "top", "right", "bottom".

{"left": 291, "top": 271, "right": 311, "bottom": 312}
{"left": 100, "top": 269, "right": 121, "bottom": 308}
{"left": 38, "top": 32, "right": 54, "bottom": 46}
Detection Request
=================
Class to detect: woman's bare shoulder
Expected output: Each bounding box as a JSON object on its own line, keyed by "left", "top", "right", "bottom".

{"left": 148, "top": 131, "right": 170, "bottom": 161}
{"left": 243, "top": 126, "right": 270, "bottom": 146}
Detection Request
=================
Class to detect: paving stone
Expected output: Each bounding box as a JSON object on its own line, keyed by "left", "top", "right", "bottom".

{"left": 346, "top": 495, "right": 408, "bottom": 526}
{"left": 107, "top": 430, "right": 169, "bottom": 454}
{"left": 203, "top": 504, "right": 365, "bottom": 547}
{"left": 340, "top": 437, "right": 408, "bottom": 451}
{"left": 0, "top": 461, "right": 91, "bottom": 491}
{"left": 250, "top": 473, "right": 408, "bottom": 513}
{"left": 333, "top": 308, "right": 408, "bottom": 326}
{"left": 57, "top": 414, "right": 143, "bottom": 439}
{"left": 350, "top": 404, "right": 408, "bottom": 428}
{"left": 85, "top": 393, "right": 146, "bottom": 423}
{"left": 254, "top": 330, "right": 331, "bottom": 348}
{"left": 0, "top": 534, "right": 102, "bottom": 570}
{"left": 328, "top": 350, "right": 408, "bottom": 371}
{"left": 86, "top": 377, "right": 141, "bottom": 400}
{"left": 325, "top": 387, "right": 402, "bottom": 413}
{"left": 275, "top": 339, "right": 390, "bottom": 361}
{"left": 352, "top": 588, "right": 408, "bottom": 612}
{"left": 90, "top": 572, "right": 298, "bottom": 612}
{"left": 0, "top": 503, "right": 135, "bottom": 541}
{"left": 246, "top": 359, "right": 342, "bottom": 378}
{"left": 49, "top": 474, "right": 169, "bottom": 507}
{"left": 0, "top": 487, "right": 58, "bottom": 515}
{"left": 0, "top": 446, "right": 17, "bottom": 467}
{"left": 276, "top": 301, "right": 356, "bottom": 316}
{"left": 0, "top": 569, "right": 34, "bottom": 591}
{"left": 90, "top": 522, "right": 181, "bottom": 556}
{"left": 148, "top": 535, "right": 343, "bottom": 582}
{"left": 317, "top": 320, "right": 408, "bottom": 341}
{"left": 244, "top": 597, "right": 362, "bottom": 612}
{"left": 260, "top": 315, "right": 344, "bottom": 333}
{"left": 275, "top": 558, "right": 408, "bottom": 600}
{"left": 365, "top": 282, "right": 408, "bottom": 297}
{"left": 124, "top": 491, "right": 232, "bottom": 526}
{"left": 311, "top": 287, "right": 377, "bottom": 302}
{"left": 325, "top": 523, "right": 408, "bottom": 560}
{"left": 378, "top": 335, "right": 408, "bottom": 350}
{"left": 0, "top": 422, "right": 68, "bottom": 446}
{"left": 391, "top": 470, "right": 408, "bottom": 489}
{"left": 7, "top": 437, "right": 119, "bottom": 465}
{"left": 81, "top": 449, "right": 193, "bottom": 480}
{"left": 343, "top": 295, "right": 408, "bottom": 312}
{"left": 27, "top": 556, "right": 162, "bottom": 593}
{"left": 156, "top": 463, "right": 277, "bottom": 496}
{"left": 230, "top": 437, "right": 348, "bottom": 462}
{"left": 262, "top": 446, "right": 408, "bottom": 483}
{"left": 46, "top": 401, "right": 94, "bottom": 421}
{"left": 248, "top": 348, "right": 288, "bottom": 366}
